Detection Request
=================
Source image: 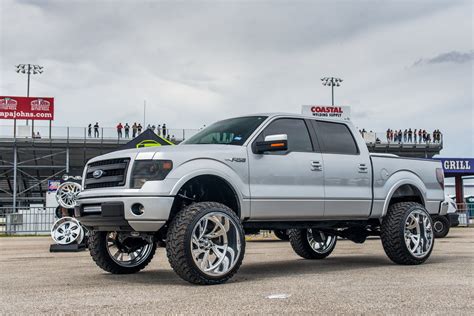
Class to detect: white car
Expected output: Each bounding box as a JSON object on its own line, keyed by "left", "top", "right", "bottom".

{"left": 432, "top": 195, "right": 459, "bottom": 238}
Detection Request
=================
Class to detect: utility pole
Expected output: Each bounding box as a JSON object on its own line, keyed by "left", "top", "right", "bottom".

{"left": 321, "top": 77, "right": 343, "bottom": 106}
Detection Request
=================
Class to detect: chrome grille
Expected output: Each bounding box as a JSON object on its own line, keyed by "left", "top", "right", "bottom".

{"left": 84, "top": 158, "right": 130, "bottom": 189}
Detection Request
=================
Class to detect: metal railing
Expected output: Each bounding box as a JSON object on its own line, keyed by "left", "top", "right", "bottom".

{"left": 0, "top": 124, "right": 201, "bottom": 143}
{"left": 0, "top": 207, "right": 56, "bottom": 235}
{"left": 361, "top": 132, "right": 443, "bottom": 146}
{"left": 1, "top": 203, "right": 471, "bottom": 235}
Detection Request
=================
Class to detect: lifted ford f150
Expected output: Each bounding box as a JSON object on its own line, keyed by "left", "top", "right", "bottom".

{"left": 76, "top": 113, "right": 448, "bottom": 285}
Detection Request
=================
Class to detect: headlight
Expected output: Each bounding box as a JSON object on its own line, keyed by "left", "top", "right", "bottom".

{"left": 131, "top": 160, "right": 173, "bottom": 189}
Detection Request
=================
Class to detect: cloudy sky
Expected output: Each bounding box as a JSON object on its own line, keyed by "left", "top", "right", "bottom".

{"left": 0, "top": 0, "right": 472, "bottom": 156}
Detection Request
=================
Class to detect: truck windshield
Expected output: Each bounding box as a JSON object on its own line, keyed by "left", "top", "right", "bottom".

{"left": 182, "top": 116, "right": 267, "bottom": 145}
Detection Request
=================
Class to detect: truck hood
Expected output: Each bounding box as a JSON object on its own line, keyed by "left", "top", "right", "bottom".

{"left": 87, "top": 144, "right": 247, "bottom": 164}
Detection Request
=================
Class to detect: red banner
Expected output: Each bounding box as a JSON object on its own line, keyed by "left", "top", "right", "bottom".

{"left": 0, "top": 96, "right": 54, "bottom": 120}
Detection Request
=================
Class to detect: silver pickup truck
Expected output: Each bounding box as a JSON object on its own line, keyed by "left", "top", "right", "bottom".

{"left": 76, "top": 113, "right": 447, "bottom": 285}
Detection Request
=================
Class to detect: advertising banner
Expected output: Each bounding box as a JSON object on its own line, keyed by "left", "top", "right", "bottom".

{"left": 434, "top": 158, "right": 474, "bottom": 176}
{"left": 0, "top": 96, "right": 54, "bottom": 120}
{"left": 302, "top": 105, "right": 351, "bottom": 121}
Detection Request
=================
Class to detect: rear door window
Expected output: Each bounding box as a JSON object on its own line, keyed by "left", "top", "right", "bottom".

{"left": 311, "top": 121, "right": 359, "bottom": 155}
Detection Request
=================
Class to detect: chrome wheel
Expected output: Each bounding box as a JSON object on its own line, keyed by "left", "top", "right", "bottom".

{"left": 433, "top": 221, "right": 444, "bottom": 233}
{"left": 56, "top": 182, "right": 82, "bottom": 209}
{"left": 306, "top": 229, "right": 336, "bottom": 254}
{"left": 51, "top": 217, "right": 84, "bottom": 245}
{"left": 106, "top": 232, "right": 154, "bottom": 268}
{"left": 404, "top": 209, "right": 434, "bottom": 258}
{"left": 190, "top": 212, "right": 242, "bottom": 276}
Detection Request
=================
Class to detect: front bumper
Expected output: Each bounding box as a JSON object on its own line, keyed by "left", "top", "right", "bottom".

{"left": 75, "top": 194, "right": 174, "bottom": 232}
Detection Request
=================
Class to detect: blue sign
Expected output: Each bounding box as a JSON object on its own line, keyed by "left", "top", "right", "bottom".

{"left": 435, "top": 158, "right": 474, "bottom": 174}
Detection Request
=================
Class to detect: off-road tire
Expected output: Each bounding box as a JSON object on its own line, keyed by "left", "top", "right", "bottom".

{"left": 273, "top": 229, "right": 290, "bottom": 241}
{"left": 289, "top": 229, "right": 337, "bottom": 259}
{"left": 381, "top": 202, "right": 434, "bottom": 265}
{"left": 166, "top": 202, "right": 245, "bottom": 285}
{"left": 88, "top": 231, "right": 156, "bottom": 274}
{"left": 432, "top": 215, "right": 450, "bottom": 238}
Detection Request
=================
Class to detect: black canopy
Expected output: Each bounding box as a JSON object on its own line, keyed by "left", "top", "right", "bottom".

{"left": 118, "top": 129, "right": 173, "bottom": 150}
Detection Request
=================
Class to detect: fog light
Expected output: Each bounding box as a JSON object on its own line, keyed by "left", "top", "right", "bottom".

{"left": 131, "top": 203, "right": 144, "bottom": 216}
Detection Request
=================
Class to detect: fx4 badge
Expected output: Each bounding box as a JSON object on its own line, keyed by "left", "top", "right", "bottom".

{"left": 225, "top": 158, "right": 246, "bottom": 163}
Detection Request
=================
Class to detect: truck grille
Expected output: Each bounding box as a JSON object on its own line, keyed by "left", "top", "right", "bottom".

{"left": 84, "top": 158, "right": 130, "bottom": 189}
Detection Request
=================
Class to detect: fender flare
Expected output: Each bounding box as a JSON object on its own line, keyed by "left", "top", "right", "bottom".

{"left": 381, "top": 178, "right": 427, "bottom": 218}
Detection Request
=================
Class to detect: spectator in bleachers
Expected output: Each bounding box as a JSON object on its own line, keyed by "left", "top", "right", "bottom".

{"left": 124, "top": 123, "right": 130, "bottom": 138}
{"left": 94, "top": 122, "right": 100, "bottom": 138}
{"left": 132, "top": 123, "right": 138, "bottom": 138}
{"left": 162, "top": 123, "right": 167, "bottom": 138}
{"left": 117, "top": 122, "right": 123, "bottom": 138}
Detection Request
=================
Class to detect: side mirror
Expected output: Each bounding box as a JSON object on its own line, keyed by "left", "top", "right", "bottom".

{"left": 255, "top": 134, "right": 288, "bottom": 154}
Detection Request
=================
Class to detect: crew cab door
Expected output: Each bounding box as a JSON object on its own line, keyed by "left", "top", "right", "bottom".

{"left": 247, "top": 118, "right": 325, "bottom": 219}
{"left": 309, "top": 120, "right": 372, "bottom": 218}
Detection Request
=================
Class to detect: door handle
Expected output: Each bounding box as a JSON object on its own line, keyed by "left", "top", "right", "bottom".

{"left": 311, "top": 161, "right": 323, "bottom": 171}
{"left": 358, "top": 163, "right": 368, "bottom": 173}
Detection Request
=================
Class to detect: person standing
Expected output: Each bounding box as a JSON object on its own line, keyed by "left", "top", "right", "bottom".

{"left": 403, "top": 129, "right": 407, "bottom": 143}
{"left": 94, "top": 122, "right": 99, "bottom": 138}
{"left": 117, "top": 122, "right": 123, "bottom": 138}
{"left": 418, "top": 129, "right": 422, "bottom": 143}
{"left": 414, "top": 129, "right": 417, "bottom": 143}
{"left": 398, "top": 130, "right": 402, "bottom": 143}
{"left": 386, "top": 129, "right": 391, "bottom": 143}
{"left": 137, "top": 123, "right": 142, "bottom": 134}
{"left": 408, "top": 128, "right": 413, "bottom": 143}
{"left": 157, "top": 124, "right": 161, "bottom": 136}
{"left": 132, "top": 122, "right": 137, "bottom": 138}
{"left": 87, "top": 124, "right": 92, "bottom": 137}
{"left": 162, "top": 123, "right": 167, "bottom": 138}
{"left": 124, "top": 123, "right": 130, "bottom": 138}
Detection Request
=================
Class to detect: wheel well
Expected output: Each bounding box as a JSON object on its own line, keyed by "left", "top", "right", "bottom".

{"left": 389, "top": 184, "right": 424, "bottom": 207}
{"left": 168, "top": 175, "right": 240, "bottom": 222}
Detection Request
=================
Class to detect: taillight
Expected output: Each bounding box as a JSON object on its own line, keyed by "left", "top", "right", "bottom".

{"left": 436, "top": 168, "right": 444, "bottom": 189}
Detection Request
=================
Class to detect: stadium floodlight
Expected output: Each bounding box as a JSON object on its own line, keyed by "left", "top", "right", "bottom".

{"left": 15, "top": 64, "right": 45, "bottom": 127}
{"left": 321, "top": 76, "right": 343, "bottom": 106}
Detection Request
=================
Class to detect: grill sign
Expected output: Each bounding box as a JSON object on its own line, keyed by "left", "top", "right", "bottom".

{"left": 302, "top": 105, "right": 351, "bottom": 121}
{"left": 435, "top": 158, "right": 474, "bottom": 175}
{"left": 0, "top": 96, "right": 54, "bottom": 120}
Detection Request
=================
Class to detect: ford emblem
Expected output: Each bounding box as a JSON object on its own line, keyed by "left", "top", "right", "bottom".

{"left": 92, "top": 169, "right": 104, "bottom": 179}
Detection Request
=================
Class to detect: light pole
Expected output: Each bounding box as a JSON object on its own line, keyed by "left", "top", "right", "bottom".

{"left": 321, "top": 77, "right": 343, "bottom": 106}
{"left": 16, "top": 64, "right": 44, "bottom": 134}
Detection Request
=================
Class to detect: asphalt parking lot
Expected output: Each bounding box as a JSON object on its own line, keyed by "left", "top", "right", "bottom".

{"left": 0, "top": 228, "right": 472, "bottom": 314}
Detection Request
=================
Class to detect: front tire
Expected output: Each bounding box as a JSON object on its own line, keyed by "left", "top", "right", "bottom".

{"left": 166, "top": 202, "right": 245, "bottom": 285}
{"left": 432, "top": 215, "right": 450, "bottom": 238}
{"left": 289, "top": 229, "right": 337, "bottom": 259}
{"left": 88, "top": 231, "right": 156, "bottom": 274}
{"left": 381, "top": 202, "right": 434, "bottom": 265}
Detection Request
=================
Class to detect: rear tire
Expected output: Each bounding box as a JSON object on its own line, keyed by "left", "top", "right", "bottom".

{"left": 289, "top": 229, "right": 337, "bottom": 259}
{"left": 88, "top": 231, "right": 156, "bottom": 274}
{"left": 166, "top": 202, "right": 245, "bottom": 285}
{"left": 381, "top": 202, "right": 434, "bottom": 265}
{"left": 432, "top": 215, "right": 450, "bottom": 238}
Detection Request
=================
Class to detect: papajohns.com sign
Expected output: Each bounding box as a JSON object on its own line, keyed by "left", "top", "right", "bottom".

{"left": 302, "top": 105, "right": 351, "bottom": 121}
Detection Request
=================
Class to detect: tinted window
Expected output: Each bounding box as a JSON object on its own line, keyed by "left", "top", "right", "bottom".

{"left": 183, "top": 116, "right": 267, "bottom": 145}
{"left": 257, "top": 118, "right": 313, "bottom": 153}
{"left": 312, "top": 121, "right": 359, "bottom": 155}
